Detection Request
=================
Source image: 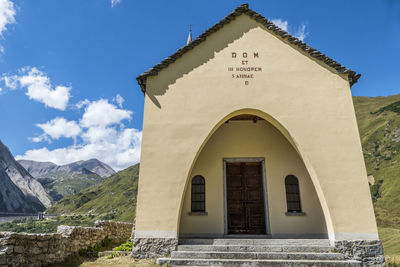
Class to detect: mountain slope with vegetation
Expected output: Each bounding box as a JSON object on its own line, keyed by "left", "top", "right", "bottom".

{"left": 46, "top": 164, "right": 139, "bottom": 222}
{"left": 19, "top": 159, "right": 115, "bottom": 201}
{"left": 353, "top": 94, "right": 400, "bottom": 229}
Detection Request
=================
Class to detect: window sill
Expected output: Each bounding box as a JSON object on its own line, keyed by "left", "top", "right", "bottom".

{"left": 188, "top": 211, "right": 208, "bottom": 216}
{"left": 285, "top": 212, "right": 306, "bottom": 216}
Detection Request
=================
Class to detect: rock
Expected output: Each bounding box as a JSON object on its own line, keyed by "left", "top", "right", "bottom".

{"left": 0, "top": 140, "right": 52, "bottom": 212}
{"left": 0, "top": 253, "right": 6, "bottom": 265}
{"left": 31, "top": 247, "right": 41, "bottom": 255}
{"left": 368, "top": 175, "right": 375, "bottom": 185}
{"left": 13, "top": 246, "right": 23, "bottom": 254}
{"left": 37, "top": 234, "right": 52, "bottom": 241}
{"left": 37, "top": 241, "right": 48, "bottom": 248}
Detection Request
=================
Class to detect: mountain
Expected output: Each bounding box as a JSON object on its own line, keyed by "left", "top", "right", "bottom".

{"left": 0, "top": 140, "right": 52, "bottom": 212}
{"left": 47, "top": 163, "right": 139, "bottom": 222}
{"left": 19, "top": 158, "right": 115, "bottom": 178}
{"left": 18, "top": 159, "right": 115, "bottom": 201}
{"left": 353, "top": 94, "right": 400, "bottom": 229}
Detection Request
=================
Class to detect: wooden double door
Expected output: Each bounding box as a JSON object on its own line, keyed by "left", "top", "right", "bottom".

{"left": 226, "top": 161, "right": 267, "bottom": 235}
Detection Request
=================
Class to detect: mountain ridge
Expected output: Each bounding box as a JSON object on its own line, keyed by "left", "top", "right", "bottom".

{"left": 18, "top": 158, "right": 115, "bottom": 178}
{"left": 18, "top": 158, "right": 115, "bottom": 202}
{"left": 0, "top": 140, "right": 52, "bottom": 213}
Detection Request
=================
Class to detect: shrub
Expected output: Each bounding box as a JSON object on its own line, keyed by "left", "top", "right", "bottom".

{"left": 112, "top": 240, "right": 133, "bottom": 251}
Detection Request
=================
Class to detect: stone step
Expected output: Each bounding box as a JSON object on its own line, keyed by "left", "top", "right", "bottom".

{"left": 177, "top": 245, "right": 333, "bottom": 253}
{"left": 171, "top": 251, "right": 345, "bottom": 260}
{"left": 179, "top": 238, "right": 331, "bottom": 246}
{"left": 157, "top": 258, "right": 361, "bottom": 267}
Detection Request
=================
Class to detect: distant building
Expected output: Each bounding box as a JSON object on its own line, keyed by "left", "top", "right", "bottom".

{"left": 132, "top": 4, "right": 384, "bottom": 265}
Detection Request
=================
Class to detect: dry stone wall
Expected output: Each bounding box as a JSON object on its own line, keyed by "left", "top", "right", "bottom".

{"left": 95, "top": 220, "right": 133, "bottom": 244}
{"left": 131, "top": 238, "right": 178, "bottom": 259}
{"left": 334, "top": 240, "right": 385, "bottom": 266}
{"left": 0, "top": 220, "right": 133, "bottom": 267}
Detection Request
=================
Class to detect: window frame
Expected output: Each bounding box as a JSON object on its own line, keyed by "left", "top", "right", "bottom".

{"left": 284, "top": 175, "right": 302, "bottom": 213}
{"left": 191, "top": 175, "right": 206, "bottom": 213}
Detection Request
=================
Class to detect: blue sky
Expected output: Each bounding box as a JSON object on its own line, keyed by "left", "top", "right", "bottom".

{"left": 0, "top": 0, "right": 399, "bottom": 170}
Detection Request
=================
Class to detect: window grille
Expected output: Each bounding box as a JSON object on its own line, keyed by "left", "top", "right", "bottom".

{"left": 191, "top": 175, "right": 205, "bottom": 212}
{"left": 285, "top": 175, "right": 302, "bottom": 213}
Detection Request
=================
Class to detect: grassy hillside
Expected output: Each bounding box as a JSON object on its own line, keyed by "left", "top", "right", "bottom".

{"left": 38, "top": 171, "right": 106, "bottom": 201}
{"left": 47, "top": 164, "right": 139, "bottom": 222}
{"left": 353, "top": 94, "right": 400, "bottom": 257}
{"left": 353, "top": 94, "right": 400, "bottom": 228}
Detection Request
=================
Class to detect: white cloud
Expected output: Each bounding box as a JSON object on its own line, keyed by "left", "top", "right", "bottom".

{"left": 75, "top": 98, "right": 90, "bottom": 109}
{"left": 111, "top": 0, "right": 121, "bottom": 8}
{"left": 0, "top": 0, "right": 16, "bottom": 53}
{"left": 17, "top": 127, "right": 141, "bottom": 171}
{"left": 295, "top": 24, "right": 307, "bottom": 41}
{"left": 30, "top": 135, "right": 50, "bottom": 143}
{"left": 1, "top": 67, "right": 71, "bottom": 110}
{"left": 18, "top": 98, "right": 141, "bottom": 171}
{"left": 113, "top": 94, "right": 124, "bottom": 108}
{"left": 271, "top": 18, "right": 288, "bottom": 32}
{"left": 2, "top": 74, "right": 18, "bottom": 89}
{"left": 80, "top": 98, "right": 132, "bottom": 127}
{"left": 270, "top": 18, "right": 308, "bottom": 41}
{"left": 35, "top": 117, "right": 81, "bottom": 141}
{"left": 0, "top": 0, "right": 15, "bottom": 35}
{"left": 81, "top": 126, "right": 117, "bottom": 144}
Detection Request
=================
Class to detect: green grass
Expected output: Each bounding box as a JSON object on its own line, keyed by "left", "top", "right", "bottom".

{"left": 379, "top": 227, "right": 400, "bottom": 256}
{"left": 0, "top": 214, "right": 97, "bottom": 233}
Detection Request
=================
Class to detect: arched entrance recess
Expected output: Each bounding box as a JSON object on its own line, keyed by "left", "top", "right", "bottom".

{"left": 177, "top": 109, "right": 333, "bottom": 239}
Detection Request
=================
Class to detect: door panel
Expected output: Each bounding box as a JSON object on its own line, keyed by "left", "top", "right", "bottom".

{"left": 226, "top": 161, "right": 266, "bottom": 234}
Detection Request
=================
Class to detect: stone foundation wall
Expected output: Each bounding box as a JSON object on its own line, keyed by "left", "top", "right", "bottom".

{"left": 0, "top": 220, "right": 133, "bottom": 267}
{"left": 130, "top": 237, "right": 387, "bottom": 264}
{"left": 335, "top": 240, "right": 385, "bottom": 266}
{"left": 131, "top": 238, "right": 178, "bottom": 258}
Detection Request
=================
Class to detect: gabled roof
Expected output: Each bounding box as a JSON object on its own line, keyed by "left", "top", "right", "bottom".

{"left": 136, "top": 4, "right": 360, "bottom": 93}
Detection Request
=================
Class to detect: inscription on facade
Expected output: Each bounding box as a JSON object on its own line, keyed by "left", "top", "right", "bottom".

{"left": 228, "top": 52, "right": 262, "bottom": 85}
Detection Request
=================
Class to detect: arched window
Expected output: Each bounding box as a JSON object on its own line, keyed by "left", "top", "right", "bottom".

{"left": 285, "top": 175, "right": 302, "bottom": 213}
{"left": 191, "top": 175, "right": 205, "bottom": 212}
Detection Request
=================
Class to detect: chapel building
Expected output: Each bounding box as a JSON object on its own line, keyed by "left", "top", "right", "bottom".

{"left": 132, "top": 4, "right": 384, "bottom": 266}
